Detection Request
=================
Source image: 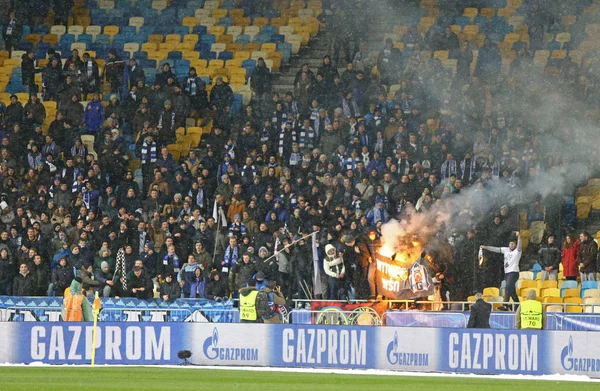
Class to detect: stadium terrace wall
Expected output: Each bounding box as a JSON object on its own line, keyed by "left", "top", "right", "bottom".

{"left": 1, "top": 323, "right": 599, "bottom": 378}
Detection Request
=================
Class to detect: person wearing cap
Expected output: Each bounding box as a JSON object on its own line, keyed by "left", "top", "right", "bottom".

{"left": 160, "top": 272, "right": 181, "bottom": 301}
{"left": 260, "top": 280, "right": 286, "bottom": 324}
{"left": 93, "top": 260, "right": 115, "bottom": 297}
{"left": 228, "top": 214, "right": 247, "bottom": 240}
{"left": 76, "top": 260, "right": 102, "bottom": 292}
{"left": 367, "top": 196, "right": 389, "bottom": 227}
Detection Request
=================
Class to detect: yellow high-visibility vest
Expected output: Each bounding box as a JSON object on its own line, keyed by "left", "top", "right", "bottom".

{"left": 520, "top": 300, "right": 543, "bottom": 329}
{"left": 239, "top": 290, "right": 258, "bottom": 321}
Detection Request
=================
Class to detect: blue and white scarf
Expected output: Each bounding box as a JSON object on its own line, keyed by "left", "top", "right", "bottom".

{"left": 298, "top": 126, "right": 315, "bottom": 149}
{"left": 440, "top": 160, "right": 457, "bottom": 179}
{"left": 185, "top": 77, "right": 198, "bottom": 96}
{"left": 28, "top": 153, "right": 42, "bottom": 169}
{"left": 71, "top": 145, "right": 86, "bottom": 159}
{"left": 141, "top": 141, "right": 157, "bottom": 164}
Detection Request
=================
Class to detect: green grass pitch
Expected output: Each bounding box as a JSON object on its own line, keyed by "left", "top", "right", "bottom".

{"left": 0, "top": 367, "right": 597, "bottom": 390}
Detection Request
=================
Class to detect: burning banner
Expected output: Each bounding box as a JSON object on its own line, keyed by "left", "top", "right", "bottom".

{"left": 374, "top": 253, "right": 434, "bottom": 300}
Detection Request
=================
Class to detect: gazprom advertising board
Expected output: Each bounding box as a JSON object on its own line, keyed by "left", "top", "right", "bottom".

{"left": 0, "top": 322, "right": 598, "bottom": 378}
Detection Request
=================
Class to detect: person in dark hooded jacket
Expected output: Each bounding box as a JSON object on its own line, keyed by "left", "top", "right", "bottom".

{"left": 51, "top": 256, "right": 74, "bottom": 296}
{"left": 205, "top": 270, "right": 228, "bottom": 300}
{"left": 160, "top": 272, "right": 181, "bottom": 300}
{"left": 291, "top": 237, "right": 313, "bottom": 298}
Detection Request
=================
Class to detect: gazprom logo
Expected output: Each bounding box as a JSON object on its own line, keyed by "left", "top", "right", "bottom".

{"left": 202, "top": 327, "right": 258, "bottom": 361}
{"left": 561, "top": 336, "right": 600, "bottom": 372}
{"left": 386, "top": 330, "right": 429, "bottom": 367}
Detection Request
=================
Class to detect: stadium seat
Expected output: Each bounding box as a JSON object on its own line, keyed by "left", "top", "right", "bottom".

{"left": 583, "top": 289, "right": 600, "bottom": 298}
{"left": 541, "top": 287, "right": 560, "bottom": 298}
{"left": 562, "top": 288, "right": 581, "bottom": 298}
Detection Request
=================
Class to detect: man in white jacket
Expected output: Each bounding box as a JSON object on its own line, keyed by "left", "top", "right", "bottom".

{"left": 481, "top": 232, "right": 521, "bottom": 311}
{"left": 324, "top": 244, "right": 345, "bottom": 300}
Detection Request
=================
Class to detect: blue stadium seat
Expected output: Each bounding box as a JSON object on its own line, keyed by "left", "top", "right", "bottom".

{"left": 218, "top": 51, "right": 233, "bottom": 61}
{"left": 218, "top": 17, "right": 233, "bottom": 27}
{"left": 270, "top": 34, "right": 285, "bottom": 44}
{"left": 192, "top": 26, "right": 207, "bottom": 35}
{"left": 77, "top": 34, "right": 93, "bottom": 45}
{"left": 168, "top": 51, "right": 183, "bottom": 60}
{"left": 174, "top": 26, "right": 189, "bottom": 37}
{"left": 33, "top": 25, "right": 49, "bottom": 34}
{"left": 144, "top": 68, "right": 156, "bottom": 84}
{"left": 454, "top": 16, "right": 470, "bottom": 28}
{"left": 140, "top": 59, "right": 157, "bottom": 68}
{"left": 133, "top": 51, "right": 148, "bottom": 60}
{"left": 262, "top": 26, "right": 277, "bottom": 36}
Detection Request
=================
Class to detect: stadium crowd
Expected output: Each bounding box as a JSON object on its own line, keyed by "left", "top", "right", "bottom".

{"left": 0, "top": 0, "right": 598, "bottom": 307}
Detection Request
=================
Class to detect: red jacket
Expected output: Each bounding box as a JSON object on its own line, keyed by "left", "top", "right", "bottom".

{"left": 561, "top": 244, "right": 578, "bottom": 278}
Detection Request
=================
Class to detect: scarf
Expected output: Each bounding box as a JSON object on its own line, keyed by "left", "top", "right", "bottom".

{"left": 278, "top": 128, "right": 297, "bottom": 157}
{"left": 440, "top": 160, "right": 457, "bottom": 179}
{"left": 6, "top": 19, "right": 15, "bottom": 35}
{"left": 71, "top": 145, "right": 86, "bottom": 158}
{"left": 185, "top": 77, "right": 198, "bottom": 96}
{"left": 460, "top": 158, "right": 477, "bottom": 183}
{"left": 190, "top": 187, "right": 205, "bottom": 208}
{"left": 28, "top": 153, "right": 42, "bottom": 169}
{"left": 342, "top": 98, "right": 360, "bottom": 118}
{"left": 114, "top": 247, "right": 127, "bottom": 290}
{"left": 141, "top": 141, "right": 157, "bottom": 164}
{"left": 42, "top": 142, "right": 57, "bottom": 157}
{"left": 223, "top": 245, "right": 239, "bottom": 269}
{"left": 370, "top": 207, "right": 388, "bottom": 226}
{"left": 299, "top": 126, "right": 315, "bottom": 149}
{"left": 241, "top": 164, "right": 257, "bottom": 179}
{"left": 289, "top": 152, "right": 301, "bottom": 166}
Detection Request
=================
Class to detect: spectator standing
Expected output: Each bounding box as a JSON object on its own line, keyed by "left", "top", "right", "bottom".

{"left": 467, "top": 293, "right": 491, "bottom": 328}
{"left": 481, "top": 232, "right": 522, "bottom": 311}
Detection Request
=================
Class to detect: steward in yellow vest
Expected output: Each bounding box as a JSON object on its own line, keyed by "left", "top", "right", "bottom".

{"left": 239, "top": 285, "right": 259, "bottom": 323}
{"left": 516, "top": 289, "right": 546, "bottom": 329}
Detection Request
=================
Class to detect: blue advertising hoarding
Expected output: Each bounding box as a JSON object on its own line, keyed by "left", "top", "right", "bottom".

{"left": 0, "top": 322, "right": 599, "bottom": 378}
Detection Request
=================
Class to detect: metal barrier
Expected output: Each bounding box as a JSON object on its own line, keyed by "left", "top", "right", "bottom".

{"left": 99, "top": 307, "right": 194, "bottom": 322}
{"left": 4, "top": 306, "right": 63, "bottom": 322}
{"left": 287, "top": 308, "right": 383, "bottom": 326}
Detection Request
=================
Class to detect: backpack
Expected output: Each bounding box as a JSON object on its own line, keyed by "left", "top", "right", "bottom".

{"left": 256, "top": 290, "right": 270, "bottom": 319}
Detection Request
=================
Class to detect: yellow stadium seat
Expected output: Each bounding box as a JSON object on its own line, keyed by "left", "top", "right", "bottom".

{"left": 244, "top": 43, "right": 260, "bottom": 52}
{"left": 159, "top": 42, "right": 176, "bottom": 51}
{"left": 519, "top": 280, "right": 537, "bottom": 289}
{"left": 208, "top": 26, "right": 225, "bottom": 37}
{"left": 542, "top": 296, "right": 562, "bottom": 304}
{"left": 561, "top": 15, "right": 577, "bottom": 27}
{"left": 483, "top": 287, "right": 499, "bottom": 297}
{"left": 562, "top": 288, "right": 581, "bottom": 298}
{"left": 225, "top": 58, "right": 242, "bottom": 68}
{"left": 463, "top": 7, "right": 478, "bottom": 20}
{"left": 165, "top": 34, "right": 181, "bottom": 43}
{"left": 270, "top": 17, "right": 286, "bottom": 28}
{"left": 252, "top": 17, "right": 268, "bottom": 29}
{"left": 229, "top": 8, "right": 244, "bottom": 19}
{"left": 555, "top": 32, "right": 571, "bottom": 46}
{"left": 212, "top": 8, "right": 228, "bottom": 20}
{"left": 103, "top": 25, "right": 119, "bottom": 40}
{"left": 540, "top": 280, "right": 557, "bottom": 290}
{"left": 520, "top": 288, "right": 539, "bottom": 298}
{"left": 227, "top": 43, "right": 242, "bottom": 52}
{"left": 147, "top": 34, "right": 163, "bottom": 44}
{"left": 142, "top": 42, "right": 158, "bottom": 52}
{"left": 566, "top": 305, "right": 583, "bottom": 313}
{"left": 261, "top": 43, "right": 277, "bottom": 54}
{"left": 433, "top": 50, "right": 449, "bottom": 60}
{"left": 209, "top": 59, "right": 224, "bottom": 68}
{"left": 542, "top": 287, "right": 560, "bottom": 298}
{"left": 480, "top": 8, "right": 496, "bottom": 20}
{"left": 227, "top": 26, "right": 242, "bottom": 39}
{"left": 463, "top": 25, "right": 479, "bottom": 35}
{"left": 217, "top": 34, "right": 233, "bottom": 44}
{"left": 234, "top": 17, "right": 251, "bottom": 28}
{"left": 190, "top": 59, "right": 208, "bottom": 70}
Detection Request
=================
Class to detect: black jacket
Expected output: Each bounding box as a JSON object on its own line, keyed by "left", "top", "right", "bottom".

{"left": 12, "top": 273, "right": 36, "bottom": 296}
{"left": 128, "top": 271, "right": 154, "bottom": 299}
{"left": 538, "top": 243, "right": 560, "bottom": 269}
{"left": 467, "top": 298, "right": 491, "bottom": 328}
{"left": 159, "top": 280, "right": 181, "bottom": 300}
{"left": 205, "top": 271, "right": 228, "bottom": 299}
{"left": 51, "top": 264, "right": 75, "bottom": 296}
